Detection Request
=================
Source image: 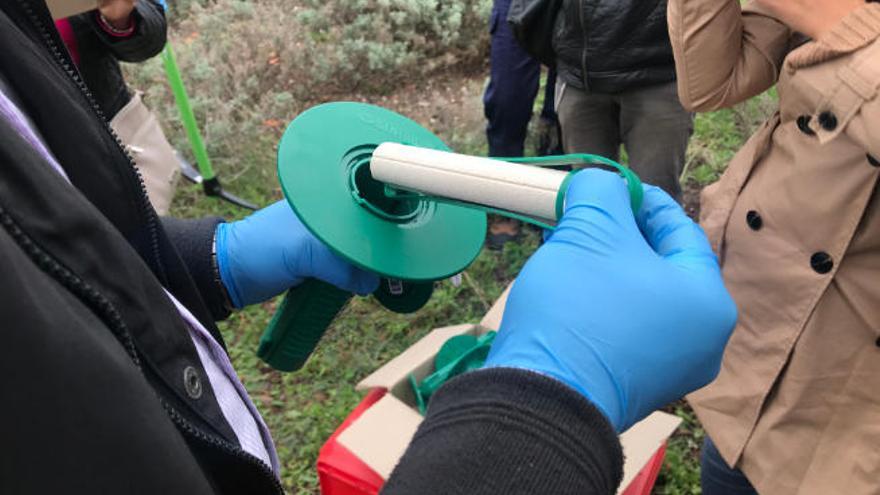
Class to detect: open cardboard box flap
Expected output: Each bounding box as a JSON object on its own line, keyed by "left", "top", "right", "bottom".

{"left": 355, "top": 323, "right": 478, "bottom": 401}
{"left": 46, "top": 0, "right": 97, "bottom": 19}
{"left": 339, "top": 283, "right": 681, "bottom": 492}
{"left": 479, "top": 283, "right": 511, "bottom": 331}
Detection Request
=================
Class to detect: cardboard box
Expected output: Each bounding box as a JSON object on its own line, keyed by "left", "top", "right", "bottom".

{"left": 329, "top": 284, "right": 681, "bottom": 493}
{"left": 46, "top": 0, "right": 97, "bottom": 19}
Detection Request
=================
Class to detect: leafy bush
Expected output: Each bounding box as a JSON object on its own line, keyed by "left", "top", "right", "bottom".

{"left": 126, "top": 0, "right": 491, "bottom": 172}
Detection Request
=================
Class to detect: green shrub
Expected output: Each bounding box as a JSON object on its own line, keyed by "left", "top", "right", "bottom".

{"left": 125, "top": 0, "right": 491, "bottom": 175}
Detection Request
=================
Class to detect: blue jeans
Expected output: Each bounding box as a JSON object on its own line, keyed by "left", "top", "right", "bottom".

{"left": 701, "top": 436, "right": 758, "bottom": 495}
{"left": 483, "top": 0, "right": 557, "bottom": 157}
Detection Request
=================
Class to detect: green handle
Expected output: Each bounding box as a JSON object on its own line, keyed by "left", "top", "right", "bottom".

{"left": 162, "top": 43, "right": 216, "bottom": 181}
{"left": 257, "top": 279, "right": 353, "bottom": 372}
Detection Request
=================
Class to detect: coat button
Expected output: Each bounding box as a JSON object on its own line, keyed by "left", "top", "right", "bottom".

{"left": 810, "top": 252, "right": 834, "bottom": 274}
{"left": 818, "top": 111, "right": 838, "bottom": 131}
{"left": 868, "top": 154, "right": 880, "bottom": 167}
{"left": 746, "top": 210, "right": 763, "bottom": 231}
{"left": 796, "top": 115, "right": 816, "bottom": 136}
{"left": 183, "top": 366, "right": 203, "bottom": 399}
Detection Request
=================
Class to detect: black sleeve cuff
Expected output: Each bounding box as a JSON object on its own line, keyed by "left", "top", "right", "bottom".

{"left": 90, "top": 0, "right": 167, "bottom": 62}
{"left": 383, "top": 368, "right": 624, "bottom": 495}
{"left": 161, "top": 216, "right": 231, "bottom": 321}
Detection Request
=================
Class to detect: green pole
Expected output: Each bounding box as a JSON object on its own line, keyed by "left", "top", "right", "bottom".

{"left": 161, "top": 43, "right": 215, "bottom": 181}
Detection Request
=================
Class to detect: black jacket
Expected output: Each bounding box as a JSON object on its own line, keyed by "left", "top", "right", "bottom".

{"left": 1, "top": 1, "right": 278, "bottom": 492}
{"left": 553, "top": 0, "right": 676, "bottom": 93}
{"left": 67, "top": 0, "right": 166, "bottom": 117}
{"left": 0, "top": 1, "right": 622, "bottom": 493}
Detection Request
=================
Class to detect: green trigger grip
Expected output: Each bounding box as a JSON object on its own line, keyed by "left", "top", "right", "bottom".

{"left": 257, "top": 279, "right": 352, "bottom": 372}
{"left": 258, "top": 277, "right": 436, "bottom": 372}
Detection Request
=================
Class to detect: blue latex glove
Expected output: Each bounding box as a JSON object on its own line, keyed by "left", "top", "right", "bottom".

{"left": 215, "top": 200, "right": 379, "bottom": 308}
{"left": 484, "top": 169, "right": 737, "bottom": 432}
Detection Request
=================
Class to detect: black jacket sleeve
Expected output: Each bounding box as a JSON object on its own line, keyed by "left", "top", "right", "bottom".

{"left": 87, "top": 0, "right": 167, "bottom": 63}
{"left": 382, "top": 368, "right": 624, "bottom": 495}
{"left": 162, "top": 216, "right": 232, "bottom": 322}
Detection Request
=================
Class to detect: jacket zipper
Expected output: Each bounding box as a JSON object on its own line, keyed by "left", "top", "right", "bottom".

{"left": 15, "top": 2, "right": 282, "bottom": 491}
{"left": 17, "top": 0, "right": 167, "bottom": 284}
{"left": 0, "top": 206, "right": 283, "bottom": 493}
{"left": 0, "top": 207, "right": 141, "bottom": 366}
{"left": 163, "top": 402, "right": 284, "bottom": 493}
{"left": 577, "top": 0, "right": 589, "bottom": 90}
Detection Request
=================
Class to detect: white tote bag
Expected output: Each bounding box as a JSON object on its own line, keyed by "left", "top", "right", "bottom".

{"left": 110, "top": 91, "right": 180, "bottom": 215}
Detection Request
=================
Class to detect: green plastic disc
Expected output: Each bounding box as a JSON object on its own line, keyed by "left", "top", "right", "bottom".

{"left": 278, "top": 102, "right": 486, "bottom": 281}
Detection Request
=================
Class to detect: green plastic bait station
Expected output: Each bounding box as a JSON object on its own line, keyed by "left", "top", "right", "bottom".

{"left": 410, "top": 331, "right": 497, "bottom": 414}
{"left": 257, "top": 102, "right": 642, "bottom": 372}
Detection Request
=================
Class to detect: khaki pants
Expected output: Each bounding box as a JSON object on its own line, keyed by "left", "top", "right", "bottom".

{"left": 556, "top": 81, "right": 693, "bottom": 200}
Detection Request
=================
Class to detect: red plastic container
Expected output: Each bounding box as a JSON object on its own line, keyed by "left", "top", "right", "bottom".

{"left": 318, "top": 389, "right": 668, "bottom": 495}
{"left": 317, "top": 388, "right": 387, "bottom": 495}
{"left": 622, "top": 441, "right": 667, "bottom": 495}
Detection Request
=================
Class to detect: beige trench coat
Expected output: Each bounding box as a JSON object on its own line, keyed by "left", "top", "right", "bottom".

{"left": 668, "top": 2, "right": 880, "bottom": 493}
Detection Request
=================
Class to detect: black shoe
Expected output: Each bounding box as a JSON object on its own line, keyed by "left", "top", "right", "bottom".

{"left": 486, "top": 218, "right": 521, "bottom": 251}
{"left": 536, "top": 118, "right": 563, "bottom": 157}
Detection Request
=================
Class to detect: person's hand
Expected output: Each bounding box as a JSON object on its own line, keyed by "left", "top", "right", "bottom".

{"left": 97, "top": 0, "right": 137, "bottom": 30}
{"left": 215, "top": 200, "right": 379, "bottom": 308}
{"left": 484, "top": 169, "right": 737, "bottom": 432}
{"left": 753, "top": 0, "right": 864, "bottom": 40}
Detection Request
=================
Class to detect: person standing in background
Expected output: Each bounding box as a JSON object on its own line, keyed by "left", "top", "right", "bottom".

{"left": 1, "top": 1, "right": 738, "bottom": 492}
{"left": 483, "top": 0, "right": 562, "bottom": 249}
{"left": 668, "top": 0, "right": 880, "bottom": 493}
{"left": 57, "top": 0, "right": 179, "bottom": 214}
{"left": 553, "top": 0, "right": 692, "bottom": 201}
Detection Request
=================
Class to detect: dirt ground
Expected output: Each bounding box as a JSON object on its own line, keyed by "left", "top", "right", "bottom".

{"left": 358, "top": 71, "right": 489, "bottom": 155}
{"left": 682, "top": 180, "right": 702, "bottom": 220}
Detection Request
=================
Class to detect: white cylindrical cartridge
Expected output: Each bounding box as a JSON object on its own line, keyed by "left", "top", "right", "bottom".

{"left": 370, "top": 142, "right": 567, "bottom": 223}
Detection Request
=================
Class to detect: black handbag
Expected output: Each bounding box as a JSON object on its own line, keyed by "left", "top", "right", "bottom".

{"left": 506, "top": 0, "right": 563, "bottom": 68}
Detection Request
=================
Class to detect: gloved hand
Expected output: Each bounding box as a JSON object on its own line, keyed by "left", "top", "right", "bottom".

{"left": 215, "top": 200, "right": 379, "bottom": 308}
{"left": 484, "top": 169, "right": 737, "bottom": 432}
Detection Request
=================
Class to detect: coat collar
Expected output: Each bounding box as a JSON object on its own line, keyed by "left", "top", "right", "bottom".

{"left": 786, "top": 3, "right": 880, "bottom": 71}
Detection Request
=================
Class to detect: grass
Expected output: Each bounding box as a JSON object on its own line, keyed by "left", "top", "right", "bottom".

{"left": 655, "top": 403, "right": 705, "bottom": 495}
{"left": 684, "top": 90, "right": 777, "bottom": 187}
{"left": 132, "top": 1, "right": 778, "bottom": 493}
